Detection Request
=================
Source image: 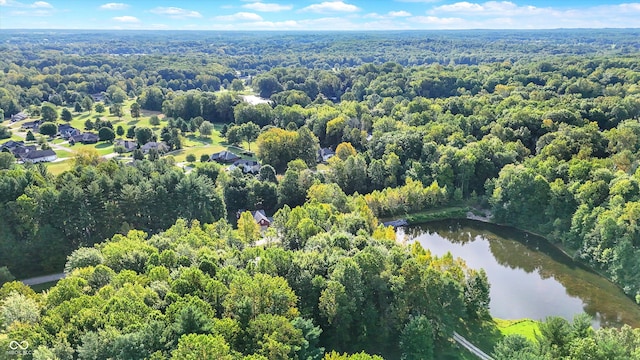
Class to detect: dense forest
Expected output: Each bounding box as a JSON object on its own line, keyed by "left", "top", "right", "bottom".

{"left": 2, "top": 30, "right": 640, "bottom": 358}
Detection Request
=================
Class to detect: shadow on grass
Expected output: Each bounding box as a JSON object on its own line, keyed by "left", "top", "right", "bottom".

{"left": 455, "top": 317, "right": 503, "bottom": 357}
{"left": 95, "top": 142, "right": 112, "bottom": 149}
{"left": 187, "top": 135, "right": 213, "bottom": 145}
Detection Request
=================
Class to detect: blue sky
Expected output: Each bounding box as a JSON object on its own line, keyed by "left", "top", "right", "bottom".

{"left": 1, "top": 1, "right": 639, "bottom": 30}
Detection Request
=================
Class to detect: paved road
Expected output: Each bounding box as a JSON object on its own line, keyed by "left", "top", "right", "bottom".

{"left": 453, "top": 332, "right": 494, "bottom": 360}
{"left": 21, "top": 273, "right": 65, "bottom": 286}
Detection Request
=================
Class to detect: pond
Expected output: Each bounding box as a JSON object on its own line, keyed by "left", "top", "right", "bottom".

{"left": 397, "top": 219, "right": 640, "bottom": 328}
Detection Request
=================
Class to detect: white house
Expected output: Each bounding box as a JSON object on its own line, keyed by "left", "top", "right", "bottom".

{"left": 23, "top": 149, "right": 57, "bottom": 163}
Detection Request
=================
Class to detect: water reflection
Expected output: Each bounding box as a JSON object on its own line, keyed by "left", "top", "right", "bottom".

{"left": 399, "top": 219, "right": 640, "bottom": 328}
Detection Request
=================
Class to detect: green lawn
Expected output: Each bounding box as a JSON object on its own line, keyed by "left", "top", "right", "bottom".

{"left": 454, "top": 317, "right": 541, "bottom": 359}
{"left": 169, "top": 145, "right": 225, "bottom": 163}
{"left": 73, "top": 142, "right": 114, "bottom": 155}
{"left": 46, "top": 159, "right": 73, "bottom": 175}
{"left": 54, "top": 150, "right": 73, "bottom": 159}
{"left": 494, "top": 318, "right": 540, "bottom": 342}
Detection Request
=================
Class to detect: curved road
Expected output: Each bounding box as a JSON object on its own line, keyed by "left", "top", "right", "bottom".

{"left": 20, "top": 273, "right": 65, "bottom": 286}
{"left": 453, "top": 332, "right": 494, "bottom": 360}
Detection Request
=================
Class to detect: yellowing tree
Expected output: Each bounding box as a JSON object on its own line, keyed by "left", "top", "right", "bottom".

{"left": 237, "top": 211, "right": 260, "bottom": 245}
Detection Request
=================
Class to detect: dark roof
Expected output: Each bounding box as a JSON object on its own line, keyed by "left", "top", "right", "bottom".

{"left": 21, "top": 120, "right": 41, "bottom": 129}
{"left": 319, "top": 148, "right": 335, "bottom": 156}
{"left": 58, "top": 124, "right": 76, "bottom": 132}
{"left": 0, "top": 140, "right": 25, "bottom": 150}
{"left": 233, "top": 159, "right": 259, "bottom": 166}
{"left": 253, "top": 210, "right": 271, "bottom": 224}
{"left": 141, "top": 141, "right": 169, "bottom": 153}
{"left": 71, "top": 132, "right": 99, "bottom": 143}
{"left": 12, "top": 145, "right": 37, "bottom": 157}
{"left": 115, "top": 139, "right": 138, "bottom": 151}
{"left": 211, "top": 150, "right": 240, "bottom": 163}
{"left": 10, "top": 112, "right": 27, "bottom": 122}
{"left": 24, "top": 149, "right": 56, "bottom": 159}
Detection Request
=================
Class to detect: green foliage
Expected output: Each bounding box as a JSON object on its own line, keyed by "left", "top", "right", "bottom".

{"left": 41, "top": 102, "right": 57, "bottom": 122}
{"left": 493, "top": 334, "right": 541, "bottom": 360}
{"left": 82, "top": 96, "right": 94, "bottom": 113}
{"left": 0, "top": 152, "right": 14, "bottom": 170}
{"left": 0, "top": 125, "right": 11, "bottom": 139}
{"left": 26, "top": 129, "right": 35, "bottom": 141}
{"left": 61, "top": 107, "right": 72, "bottom": 121}
{"left": 237, "top": 211, "right": 260, "bottom": 245}
{"left": 186, "top": 153, "right": 196, "bottom": 163}
{"left": 98, "top": 126, "right": 115, "bottom": 142}
{"left": 130, "top": 102, "right": 141, "bottom": 118}
{"left": 64, "top": 247, "right": 104, "bottom": 273}
{"left": 171, "top": 334, "right": 233, "bottom": 360}
{"left": 199, "top": 120, "right": 214, "bottom": 136}
{"left": 0, "top": 291, "right": 40, "bottom": 329}
{"left": 38, "top": 121, "right": 57, "bottom": 136}
{"left": 400, "top": 315, "right": 434, "bottom": 360}
{"left": 257, "top": 127, "right": 319, "bottom": 173}
{"left": 135, "top": 127, "right": 153, "bottom": 145}
{"left": 0, "top": 266, "right": 15, "bottom": 285}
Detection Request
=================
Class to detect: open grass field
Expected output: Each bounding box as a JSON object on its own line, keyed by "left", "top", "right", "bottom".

{"left": 168, "top": 145, "right": 225, "bottom": 163}
{"left": 53, "top": 149, "right": 73, "bottom": 159}
{"left": 494, "top": 318, "right": 540, "bottom": 342}
{"left": 46, "top": 159, "right": 74, "bottom": 175}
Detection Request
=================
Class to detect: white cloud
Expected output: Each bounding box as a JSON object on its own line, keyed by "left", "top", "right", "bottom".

{"left": 363, "top": 12, "right": 383, "bottom": 19}
{"left": 99, "top": 3, "right": 129, "bottom": 10}
{"left": 247, "top": 20, "right": 299, "bottom": 28}
{"left": 112, "top": 15, "right": 139, "bottom": 23}
{"left": 432, "top": 1, "right": 547, "bottom": 16}
{"left": 31, "top": 1, "right": 51, "bottom": 8}
{"left": 1, "top": 0, "right": 53, "bottom": 7}
{"left": 409, "top": 15, "right": 466, "bottom": 26}
{"left": 389, "top": 10, "right": 412, "bottom": 17}
{"left": 301, "top": 1, "right": 359, "bottom": 13}
{"left": 242, "top": 2, "right": 293, "bottom": 12}
{"left": 2, "top": 0, "right": 54, "bottom": 16}
{"left": 150, "top": 7, "right": 202, "bottom": 19}
{"left": 214, "top": 12, "right": 263, "bottom": 22}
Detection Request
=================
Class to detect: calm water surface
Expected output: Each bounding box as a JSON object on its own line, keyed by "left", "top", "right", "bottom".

{"left": 398, "top": 219, "right": 640, "bottom": 328}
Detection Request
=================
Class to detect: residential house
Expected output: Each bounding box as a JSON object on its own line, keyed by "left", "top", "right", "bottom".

{"left": 21, "top": 120, "right": 41, "bottom": 131}
{"left": 235, "top": 209, "right": 273, "bottom": 229}
{"left": 58, "top": 124, "right": 80, "bottom": 139}
{"left": 1, "top": 141, "right": 38, "bottom": 159}
{"left": 115, "top": 139, "right": 138, "bottom": 152}
{"left": 0, "top": 140, "right": 25, "bottom": 153}
{"left": 10, "top": 112, "right": 27, "bottom": 122}
{"left": 12, "top": 145, "right": 37, "bottom": 159}
{"left": 253, "top": 210, "right": 272, "bottom": 229}
{"left": 210, "top": 150, "right": 241, "bottom": 163}
{"left": 69, "top": 132, "right": 99, "bottom": 144}
{"left": 229, "top": 159, "right": 260, "bottom": 174}
{"left": 90, "top": 93, "right": 105, "bottom": 102}
{"left": 23, "top": 149, "right": 57, "bottom": 163}
{"left": 317, "top": 147, "right": 335, "bottom": 163}
{"left": 141, "top": 141, "right": 169, "bottom": 154}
